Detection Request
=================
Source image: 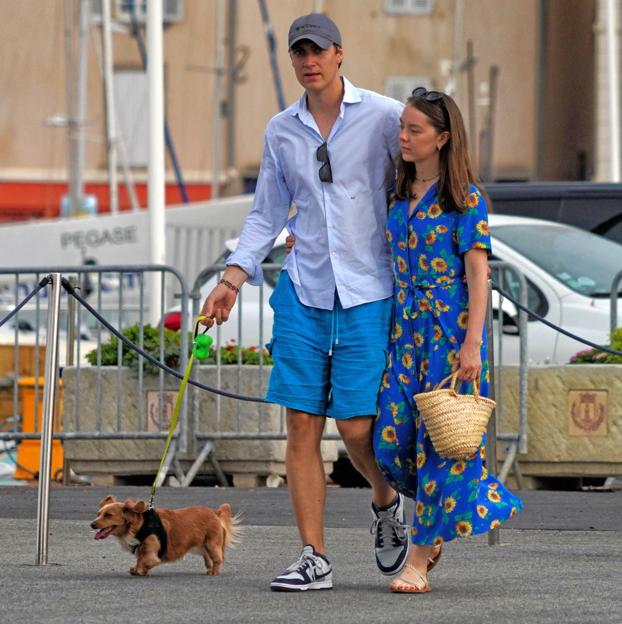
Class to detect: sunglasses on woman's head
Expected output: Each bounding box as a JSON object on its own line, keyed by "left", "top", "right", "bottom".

{"left": 316, "top": 142, "right": 333, "bottom": 183}
{"left": 412, "top": 86, "right": 444, "bottom": 103}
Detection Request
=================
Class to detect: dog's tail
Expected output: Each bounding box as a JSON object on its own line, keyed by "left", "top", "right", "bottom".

{"left": 216, "top": 503, "right": 242, "bottom": 550}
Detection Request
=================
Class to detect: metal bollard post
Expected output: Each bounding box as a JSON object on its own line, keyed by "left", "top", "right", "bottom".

{"left": 485, "top": 279, "right": 500, "bottom": 546}
{"left": 66, "top": 276, "right": 77, "bottom": 367}
{"left": 36, "top": 273, "right": 62, "bottom": 565}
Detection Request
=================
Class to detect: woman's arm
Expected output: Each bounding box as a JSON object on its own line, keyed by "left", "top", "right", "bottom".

{"left": 453, "top": 248, "right": 489, "bottom": 381}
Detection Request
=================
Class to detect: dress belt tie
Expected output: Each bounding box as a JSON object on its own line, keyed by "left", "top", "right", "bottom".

{"left": 403, "top": 277, "right": 460, "bottom": 320}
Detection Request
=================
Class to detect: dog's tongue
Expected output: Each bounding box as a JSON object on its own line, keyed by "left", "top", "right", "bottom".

{"left": 94, "top": 527, "right": 113, "bottom": 540}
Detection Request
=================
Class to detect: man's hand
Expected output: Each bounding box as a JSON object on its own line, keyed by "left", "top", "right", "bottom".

{"left": 199, "top": 266, "right": 248, "bottom": 328}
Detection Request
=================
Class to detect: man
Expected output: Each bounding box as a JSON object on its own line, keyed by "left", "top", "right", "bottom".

{"left": 200, "top": 13, "right": 408, "bottom": 592}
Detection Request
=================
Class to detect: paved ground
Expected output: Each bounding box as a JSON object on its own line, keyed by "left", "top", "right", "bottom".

{"left": 1, "top": 485, "right": 621, "bottom": 624}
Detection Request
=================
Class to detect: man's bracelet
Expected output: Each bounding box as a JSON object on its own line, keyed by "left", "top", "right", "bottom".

{"left": 219, "top": 278, "right": 240, "bottom": 294}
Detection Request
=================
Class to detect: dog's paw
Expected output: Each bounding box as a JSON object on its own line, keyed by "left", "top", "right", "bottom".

{"left": 129, "top": 566, "right": 139, "bottom": 575}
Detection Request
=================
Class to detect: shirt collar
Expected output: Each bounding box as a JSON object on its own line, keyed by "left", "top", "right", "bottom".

{"left": 289, "top": 76, "right": 362, "bottom": 118}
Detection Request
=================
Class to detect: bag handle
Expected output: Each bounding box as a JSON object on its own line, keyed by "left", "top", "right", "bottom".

{"left": 434, "top": 371, "right": 481, "bottom": 398}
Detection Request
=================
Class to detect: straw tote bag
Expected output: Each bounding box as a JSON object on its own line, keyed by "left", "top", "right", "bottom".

{"left": 413, "top": 372, "right": 496, "bottom": 460}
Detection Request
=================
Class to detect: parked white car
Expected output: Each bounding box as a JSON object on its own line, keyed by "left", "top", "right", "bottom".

{"left": 488, "top": 215, "right": 621, "bottom": 364}
{"left": 162, "top": 216, "right": 622, "bottom": 365}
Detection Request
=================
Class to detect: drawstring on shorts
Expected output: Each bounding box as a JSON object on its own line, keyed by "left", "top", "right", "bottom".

{"left": 328, "top": 302, "right": 340, "bottom": 356}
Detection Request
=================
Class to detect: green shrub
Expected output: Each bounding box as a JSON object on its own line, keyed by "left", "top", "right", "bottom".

{"left": 85, "top": 325, "right": 273, "bottom": 372}
{"left": 568, "top": 327, "right": 622, "bottom": 364}
{"left": 217, "top": 342, "right": 273, "bottom": 365}
{"left": 85, "top": 324, "right": 190, "bottom": 374}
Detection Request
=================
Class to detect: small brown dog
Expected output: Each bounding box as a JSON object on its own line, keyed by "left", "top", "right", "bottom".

{"left": 91, "top": 495, "right": 240, "bottom": 576}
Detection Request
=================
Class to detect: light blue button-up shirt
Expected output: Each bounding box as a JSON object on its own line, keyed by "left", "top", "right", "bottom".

{"left": 227, "top": 77, "right": 402, "bottom": 310}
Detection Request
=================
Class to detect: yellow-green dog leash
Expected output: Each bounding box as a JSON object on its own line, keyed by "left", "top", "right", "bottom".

{"left": 148, "top": 316, "right": 213, "bottom": 508}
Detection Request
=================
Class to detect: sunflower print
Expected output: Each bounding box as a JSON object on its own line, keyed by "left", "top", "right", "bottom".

{"left": 476, "top": 220, "right": 489, "bottom": 236}
{"left": 423, "top": 480, "right": 437, "bottom": 496}
{"left": 428, "top": 203, "right": 442, "bottom": 218}
{"left": 431, "top": 257, "right": 448, "bottom": 273}
{"left": 374, "top": 182, "right": 522, "bottom": 546}
{"left": 457, "top": 311, "right": 469, "bottom": 329}
{"left": 425, "top": 231, "right": 437, "bottom": 246}
{"left": 401, "top": 352, "right": 413, "bottom": 369}
{"left": 455, "top": 520, "right": 473, "bottom": 537}
{"left": 382, "top": 426, "right": 397, "bottom": 444}
{"left": 444, "top": 496, "right": 457, "bottom": 513}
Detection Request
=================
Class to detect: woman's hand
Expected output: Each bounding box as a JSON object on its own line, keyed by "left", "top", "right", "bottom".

{"left": 452, "top": 340, "right": 482, "bottom": 382}
{"left": 285, "top": 234, "right": 295, "bottom": 255}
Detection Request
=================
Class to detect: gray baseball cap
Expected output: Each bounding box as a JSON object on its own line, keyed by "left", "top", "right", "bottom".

{"left": 288, "top": 13, "right": 342, "bottom": 50}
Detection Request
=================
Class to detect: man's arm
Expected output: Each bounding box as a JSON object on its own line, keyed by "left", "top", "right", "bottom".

{"left": 201, "top": 125, "right": 291, "bottom": 327}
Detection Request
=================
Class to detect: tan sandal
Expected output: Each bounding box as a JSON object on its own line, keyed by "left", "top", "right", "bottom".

{"left": 427, "top": 544, "right": 442, "bottom": 572}
{"left": 389, "top": 563, "right": 431, "bottom": 594}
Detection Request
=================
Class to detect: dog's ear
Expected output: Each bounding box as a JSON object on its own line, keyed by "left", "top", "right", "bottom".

{"left": 122, "top": 499, "right": 147, "bottom": 515}
{"left": 122, "top": 499, "right": 137, "bottom": 514}
{"left": 133, "top": 500, "right": 148, "bottom": 514}
{"left": 99, "top": 495, "right": 116, "bottom": 509}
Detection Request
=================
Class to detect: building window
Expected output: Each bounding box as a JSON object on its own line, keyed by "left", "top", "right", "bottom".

{"left": 384, "top": 0, "right": 434, "bottom": 16}
{"left": 89, "top": 0, "right": 184, "bottom": 24}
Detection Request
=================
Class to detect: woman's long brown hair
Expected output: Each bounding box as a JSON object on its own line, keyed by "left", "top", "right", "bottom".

{"left": 396, "top": 92, "right": 484, "bottom": 213}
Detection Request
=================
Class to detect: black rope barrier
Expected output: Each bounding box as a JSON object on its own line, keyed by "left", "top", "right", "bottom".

{"left": 493, "top": 282, "right": 622, "bottom": 357}
{"left": 0, "top": 276, "right": 51, "bottom": 329}
{"left": 60, "top": 277, "right": 269, "bottom": 403}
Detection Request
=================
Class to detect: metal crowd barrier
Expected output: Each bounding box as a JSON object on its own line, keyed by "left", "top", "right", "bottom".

{"left": 611, "top": 269, "right": 622, "bottom": 334}
{"left": 1, "top": 262, "right": 533, "bottom": 487}
{"left": 489, "top": 262, "right": 529, "bottom": 488}
{"left": 0, "top": 265, "right": 189, "bottom": 452}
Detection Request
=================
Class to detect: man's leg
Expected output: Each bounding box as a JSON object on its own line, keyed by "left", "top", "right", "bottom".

{"left": 286, "top": 408, "right": 327, "bottom": 553}
{"left": 336, "top": 414, "right": 409, "bottom": 575}
{"left": 336, "top": 415, "right": 396, "bottom": 508}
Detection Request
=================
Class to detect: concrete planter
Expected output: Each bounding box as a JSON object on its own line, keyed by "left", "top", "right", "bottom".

{"left": 498, "top": 365, "right": 622, "bottom": 481}
{"left": 62, "top": 366, "right": 338, "bottom": 486}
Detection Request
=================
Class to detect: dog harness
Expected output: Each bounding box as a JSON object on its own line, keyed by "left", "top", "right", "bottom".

{"left": 131, "top": 509, "right": 168, "bottom": 559}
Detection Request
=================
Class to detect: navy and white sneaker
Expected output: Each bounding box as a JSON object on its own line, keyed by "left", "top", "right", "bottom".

{"left": 270, "top": 545, "right": 333, "bottom": 592}
{"left": 370, "top": 493, "right": 409, "bottom": 575}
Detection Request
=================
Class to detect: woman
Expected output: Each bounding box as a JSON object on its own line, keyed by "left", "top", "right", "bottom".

{"left": 373, "top": 87, "right": 523, "bottom": 593}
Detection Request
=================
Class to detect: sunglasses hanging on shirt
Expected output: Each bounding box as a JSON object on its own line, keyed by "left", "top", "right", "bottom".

{"left": 316, "top": 142, "right": 333, "bottom": 183}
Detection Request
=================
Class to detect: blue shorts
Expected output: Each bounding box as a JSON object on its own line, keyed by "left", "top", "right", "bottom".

{"left": 265, "top": 271, "right": 392, "bottom": 419}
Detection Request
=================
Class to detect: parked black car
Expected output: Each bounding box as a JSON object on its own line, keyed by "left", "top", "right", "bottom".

{"left": 486, "top": 182, "right": 622, "bottom": 244}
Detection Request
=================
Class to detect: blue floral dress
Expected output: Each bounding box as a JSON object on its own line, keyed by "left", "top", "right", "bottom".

{"left": 373, "top": 183, "right": 523, "bottom": 546}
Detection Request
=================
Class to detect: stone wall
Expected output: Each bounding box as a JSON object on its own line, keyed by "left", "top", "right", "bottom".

{"left": 62, "top": 366, "right": 338, "bottom": 484}
{"left": 498, "top": 365, "right": 622, "bottom": 477}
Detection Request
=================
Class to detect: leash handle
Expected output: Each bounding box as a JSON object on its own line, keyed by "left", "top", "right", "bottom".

{"left": 149, "top": 316, "right": 209, "bottom": 505}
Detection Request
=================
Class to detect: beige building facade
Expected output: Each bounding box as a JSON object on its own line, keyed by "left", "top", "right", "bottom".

{"left": 0, "top": 0, "right": 597, "bottom": 215}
